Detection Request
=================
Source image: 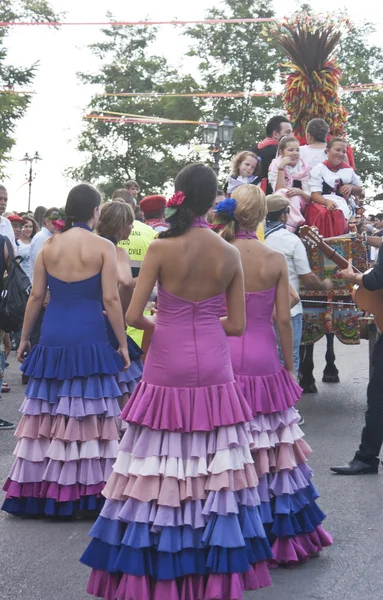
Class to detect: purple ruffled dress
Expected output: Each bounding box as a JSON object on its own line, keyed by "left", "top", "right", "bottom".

{"left": 227, "top": 265, "right": 332, "bottom": 564}
{"left": 81, "top": 218, "right": 273, "bottom": 600}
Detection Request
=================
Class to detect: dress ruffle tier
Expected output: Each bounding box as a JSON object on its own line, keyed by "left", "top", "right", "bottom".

{"left": 236, "top": 369, "right": 333, "bottom": 565}
{"left": 2, "top": 341, "right": 124, "bottom": 517}
{"left": 81, "top": 380, "right": 273, "bottom": 600}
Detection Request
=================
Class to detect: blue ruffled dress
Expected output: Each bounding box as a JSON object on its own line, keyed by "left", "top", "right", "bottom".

{"left": 2, "top": 272, "right": 124, "bottom": 517}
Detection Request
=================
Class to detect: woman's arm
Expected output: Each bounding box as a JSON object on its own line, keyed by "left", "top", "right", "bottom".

{"left": 101, "top": 243, "right": 128, "bottom": 351}
{"left": 20, "top": 251, "right": 48, "bottom": 342}
{"left": 274, "top": 256, "right": 294, "bottom": 375}
{"left": 116, "top": 247, "right": 134, "bottom": 318}
{"left": 221, "top": 250, "right": 246, "bottom": 337}
{"left": 126, "top": 242, "right": 161, "bottom": 330}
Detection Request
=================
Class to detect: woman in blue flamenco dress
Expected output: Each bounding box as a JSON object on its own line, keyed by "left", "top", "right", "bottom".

{"left": 81, "top": 164, "right": 273, "bottom": 600}
{"left": 2, "top": 184, "right": 130, "bottom": 517}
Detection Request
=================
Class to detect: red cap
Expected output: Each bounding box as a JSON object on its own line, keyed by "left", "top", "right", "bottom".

{"left": 139, "top": 195, "right": 166, "bottom": 216}
{"left": 8, "top": 214, "right": 26, "bottom": 224}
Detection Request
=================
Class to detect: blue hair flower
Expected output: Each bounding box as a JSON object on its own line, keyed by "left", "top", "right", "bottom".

{"left": 215, "top": 198, "right": 237, "bottom": 219}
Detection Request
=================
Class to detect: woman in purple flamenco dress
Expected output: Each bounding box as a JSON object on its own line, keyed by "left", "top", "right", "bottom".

{"left": 216, "top": 184, "right": 332, "bottom": 565}
{"left": 81, "top": 164, "right": 274, "bottom": 600}
{"left": 2, "top": 184, "right": 130, "bottom": 517}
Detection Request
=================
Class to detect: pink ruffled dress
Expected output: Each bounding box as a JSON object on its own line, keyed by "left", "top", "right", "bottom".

{"left": 81, "top": 218, "right": 273, "bottom": 600}
{"left": 227, "top": 245, "right": 332, "bottom": 565}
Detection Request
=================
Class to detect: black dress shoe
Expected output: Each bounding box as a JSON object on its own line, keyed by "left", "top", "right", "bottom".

{"left": 330, "top": 459, "right": 378, "bottom": 475}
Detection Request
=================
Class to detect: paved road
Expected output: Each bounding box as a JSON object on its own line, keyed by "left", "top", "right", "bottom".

{"left": 0, "top": 338, "right": 382, "bottom": 600}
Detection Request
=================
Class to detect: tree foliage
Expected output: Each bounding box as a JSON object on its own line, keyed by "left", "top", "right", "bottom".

{"left": 0, "top": 1, "right": 57, "bottom": 172}
{"left": 70, "top": 21, "right": 203, "bottom": 197}
{"left": 186, "top": 0, "right": 284, "bottom": 176}
{"left": 337, "top": 21, "right": 383, "bottom": 188}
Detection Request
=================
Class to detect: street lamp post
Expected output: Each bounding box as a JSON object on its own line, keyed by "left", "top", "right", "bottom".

{"left": 21, "top": 151, "right": 42, "bottom": 212}
{"left": 201, "top": 116, "right": 235, "bottom": 176}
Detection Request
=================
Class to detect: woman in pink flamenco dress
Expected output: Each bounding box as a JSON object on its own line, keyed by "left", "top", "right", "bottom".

{"left": 215, "top": 184, "right": 332, "bottom": 566}
{"left": 81, "top": 164, "right": 273, "bottom": 600}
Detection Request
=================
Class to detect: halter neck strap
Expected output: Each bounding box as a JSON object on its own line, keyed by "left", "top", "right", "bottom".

{"left": 72, "top": 222, "right": 93, "bottom": 232}
{"left": 235, "top": 230, "right": 258, "bottom": 240}
{"left": 191, "top": 216, "right": 210, "bottom": 229}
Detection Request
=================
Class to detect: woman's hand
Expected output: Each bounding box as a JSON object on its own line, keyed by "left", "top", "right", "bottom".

{"left": 325, "top": 199, "right": 338, "bottom": 211}
{"left": 285, "top": 188, "right": 303, "bottom": 198}
{"left": 288, "top": 370, "right": 297, "bottom": 382}
{"left": 278, "top": 157, "right": 295, "bottom": 169}
{"left": 17, "top": 340, "right": 31, "bottom": 363}
{"left": 118, "top": 346, "right": 131, "bottom": 370}
{"left": 339, "top": 184, "right": 352, "bottom": 198}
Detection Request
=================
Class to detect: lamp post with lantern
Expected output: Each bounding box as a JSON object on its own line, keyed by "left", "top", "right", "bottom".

{"left": 201, "top": 116, "right": 235, "bottom": 176}
{"left": 21, "top": 151, "right": 42, "bottom": 212}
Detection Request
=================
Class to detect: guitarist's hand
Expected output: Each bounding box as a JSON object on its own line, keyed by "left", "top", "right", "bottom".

{"left": 322, "top": 278, "right": 333, "bottom": 291}
{"left": 339, "top": 259, "right": 355, "bottom": 282}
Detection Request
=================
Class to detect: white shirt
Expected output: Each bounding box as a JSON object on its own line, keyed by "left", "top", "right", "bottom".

{"left": 30, "top": 226, "right": 52, "bottom": 283}
{"left": 310, "top": 163, "right": 362, "bottom": 221}
{"left": 17, "top": 240, "right": 32, "bottom": 281}
{"left": 0, "top": 217, "right": 16, "bottom": 250}
{"left": 264, "top": 227, "right": 311, "bottom": 317}
{"left": 299, "top": 146, "right": 326, "bottom": 169}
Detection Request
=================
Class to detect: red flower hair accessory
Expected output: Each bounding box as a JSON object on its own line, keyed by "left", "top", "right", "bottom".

{"left": 165, "top": 191, "right": 186, "bottom": 220}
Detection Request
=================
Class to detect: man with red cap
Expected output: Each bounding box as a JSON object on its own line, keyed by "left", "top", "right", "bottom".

{"left": 139, "top": 195, "right": 168, "bottom": 232}
{"left": 8, "top": 214, "right": 26, "bottom": 245}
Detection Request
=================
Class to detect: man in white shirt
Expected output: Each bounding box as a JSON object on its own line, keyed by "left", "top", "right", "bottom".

{"left": 264, "top": 195, "right": 332, "bottom": 376}
{"left": 0, "top": 185, "right": 16, "bottom": 248}
{"left": 29, "top": 207, "right": 58, "bottom": 284}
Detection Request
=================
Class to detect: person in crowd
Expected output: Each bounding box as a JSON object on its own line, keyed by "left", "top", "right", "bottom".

{"left": 251, "top": 115, "right": 293, "bottom": 194}
{"left": 2, "top": 183, "right": 129, "bottom": 517}
{"left": 264, "top": 194, "right": 333, "bottom": 379}
{"left": 305, "top": 138, "right": 362, "bottom": 238}
{"left": 15, "top": 216, "right": 39, "bottom": 282}
{"left": 112, "top": 189, "right": 157, "bottom": 346}
{"left": 8, "top": 214, "right": 26, "bottom": 244}
{"left": 134, "top": 205, "right": 145, "bottom": 222}
{"left": 125, "top": 179, "right": 140, "bottom": 202}
{"left": 207, "top": 188, "right": 225, "bottom": 224}
{"left": 225, "top": 150, "right": 261, "bottom": 195}
{"left": 29, "top": 207, "right": 58, "bottom": 283}
{"left": 299, "top": 118, "right": 330, "bottom": 168}
{"left": 139, "top": 195, "right": 168, "bottom": 232}
{"left": 373, "top": 212, "right": 383, "bottom": 236}
{"left": 33, "top": 206, "right": 47, "bottom": 230}
{"left": 215, "top": 184, "right": 332, "bottom": 564}
{"left": 0, "top": 186, "right": 15, "bottom": 248}
{"left": 97, "top": 200, "right": 143, "bottom": 410}
{"left": 81, "top": 164, "right": 274, "bottom": 599}
{"left": 268, "top": 135, "right": 311, "bottom": 232}
{"left": 0, "top": 234, "right": 13, "bottom": 430}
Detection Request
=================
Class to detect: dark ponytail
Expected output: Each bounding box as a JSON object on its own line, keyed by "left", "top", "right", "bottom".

{"left": 159, "top": 163, "right": 217, "bottom": 239}
{"left": 63, "top": 183, "right": 101, "bottom": 231}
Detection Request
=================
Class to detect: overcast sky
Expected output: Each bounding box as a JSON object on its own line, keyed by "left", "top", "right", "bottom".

{"left": 4, "top": 0, "right": 383, "bottom": 212}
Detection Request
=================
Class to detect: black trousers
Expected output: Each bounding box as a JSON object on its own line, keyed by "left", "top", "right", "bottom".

{"left": 355, "top": 334, "right": 383, "bottom": 466}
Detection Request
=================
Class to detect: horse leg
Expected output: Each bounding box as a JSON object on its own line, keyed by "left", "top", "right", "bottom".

{"left": 322, "top": 333, "right": 340, "bottom": 383}
{"left": 299, "top": 343, "right": 318, "bottom": 393}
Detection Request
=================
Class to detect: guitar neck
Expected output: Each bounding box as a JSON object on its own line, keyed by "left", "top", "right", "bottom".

{"left": 319, "top": 238, "right": 362, "bottom": 274}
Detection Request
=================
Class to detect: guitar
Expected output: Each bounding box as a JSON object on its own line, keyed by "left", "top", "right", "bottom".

{"left": 299, "top": 225, "right": 383, "bottom": 331}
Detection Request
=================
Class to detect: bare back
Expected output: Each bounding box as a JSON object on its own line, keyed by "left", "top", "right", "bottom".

{"left": 233, "top": 239, "right": 285, "bottom": 292}
{"left": 41, "top": 229, "right": 113, "bottom": 282}
{"left": 155, "top": 228, "right": 239, "bottom": 301}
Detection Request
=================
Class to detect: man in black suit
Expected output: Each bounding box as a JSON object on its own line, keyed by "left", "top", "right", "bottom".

{"left": 331, "top": 251, "right": 383, "bottom": 474}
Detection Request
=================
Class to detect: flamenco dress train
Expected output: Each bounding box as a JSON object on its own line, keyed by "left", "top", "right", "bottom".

{"left": 81, "top": 222, "right": 273, "bottom": 600}
{"left": 227, "top": 262, "right": 332, "bottom": 564}
{"left": 2, "top": 272, "right": 124, "bottom": 517}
